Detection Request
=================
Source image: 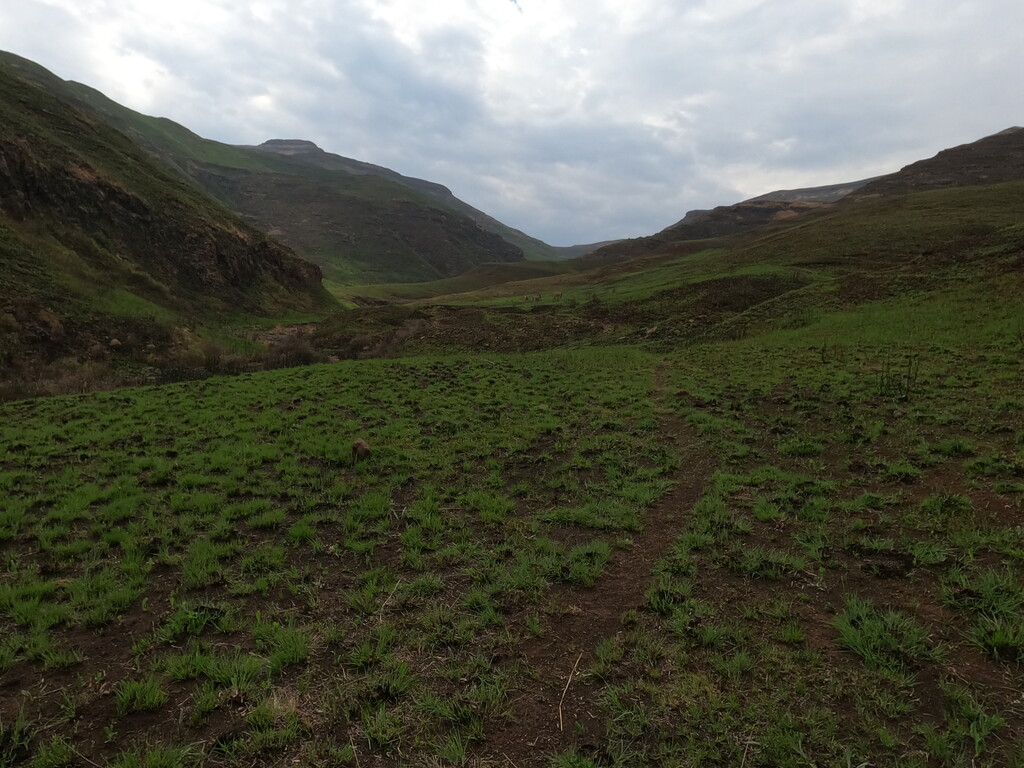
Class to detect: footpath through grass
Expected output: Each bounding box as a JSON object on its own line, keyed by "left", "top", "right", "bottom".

{"left": 555, "top": 336, "right": 1023, "bottom": 768}
{"left": 1, "top": 299, "right": 1023, "bottom": 766}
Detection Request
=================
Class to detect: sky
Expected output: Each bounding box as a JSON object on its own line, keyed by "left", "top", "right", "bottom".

{"left": 2, "top": 1, "right": 1022, "bottom": 246}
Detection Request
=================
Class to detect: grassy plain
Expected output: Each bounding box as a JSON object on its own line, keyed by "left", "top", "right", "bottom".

{"left": 1, "top": 348, "right": 677, "bottom": 766}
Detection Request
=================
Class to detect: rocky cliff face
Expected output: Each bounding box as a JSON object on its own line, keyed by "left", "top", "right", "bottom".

{"left": 659, "top": 200, "right": 826, "bottom": 241}
{"left": 0, "top": 134, "right": 323, "bottom": 310}
{"left": 0, "top": 58, "right": 330, "bottom": 301}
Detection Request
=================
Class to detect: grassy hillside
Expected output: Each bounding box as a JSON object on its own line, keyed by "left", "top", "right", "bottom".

{"left": 194, "top": 160, "right": 523, "bottom": 284}
{"left": 2, "top": 153, "right": 1023, "bottom": 765}
{"left": 0, "top": 52, "right": 537, "bottom": 285}
{"left": 0, "top": 57, "right": 337, "bottom": 394}
{"left": 338, "top": 260, "right": 582, "bottom": 304}
{"left": 337, "top": 177, "right": 1024, "bottom": 315}
{"left": 850, "top": 127, "right": 1024, "bottom": 199}
{"left": 252, "top": 139, "right": 572, "bottom": 263}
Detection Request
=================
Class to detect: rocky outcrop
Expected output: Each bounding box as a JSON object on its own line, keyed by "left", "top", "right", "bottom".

{"left": 659, "top": 200, "right": 825, "bottom": 241}
{"left": 0, "top": 58, "right": 335, "bottom": 371}
{"left": 584, "top": 199, "right": 826, "bottom": 263}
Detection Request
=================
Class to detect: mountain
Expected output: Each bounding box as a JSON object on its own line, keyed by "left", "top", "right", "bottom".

{"left": 583, "top": 127, "right": 1024, "bottom": 267}
{"left": 848, "top": 127, "right": 1024, "bottom": 199}
{"left": 249, "top": 139, "right": 579, "bottom": 263}
{"left": 583, "top": 198, "right": 831, "bottom": 263}
{"left": 553, "top": 239, "right": 623, "bottom": 259}
{"left": 581, "top": 175, "right": 879, "bottom": 265}
{"left": 196, "top": 139, "right": 524, "bottom": 283}
{"left": 0, "top": 52, "right": 557, "bottom": 285}
{"left": 434, "top": 128, "right": 1024, "bottom": 297}
{"left": 309, "top": 128, "right": 1024, "bottom": 360}
{"left": 0, "top": 55, "right": 333, "bottom": 368}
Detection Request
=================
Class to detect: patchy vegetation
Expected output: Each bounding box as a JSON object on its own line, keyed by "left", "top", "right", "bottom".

{"left": 3, "top": 296, "right": 1023, "bottom": 765}
{"left": 1, "top": 349, "right": 682, "bottom": 766}
{"left": 2, "top": 54, "right": 1023, "bottom": 768}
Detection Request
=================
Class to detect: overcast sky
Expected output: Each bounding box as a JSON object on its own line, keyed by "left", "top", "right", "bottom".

{"left": 2, "top": 1, "right": 1022, "bottom": 245}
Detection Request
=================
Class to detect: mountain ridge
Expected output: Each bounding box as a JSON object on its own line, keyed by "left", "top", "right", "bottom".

{"left": 247, "top": 138, "right": 608, "bottom": 263}
{"left": 0, "top": 51, "right": 554, "bottom": 284}
{"left": 848, "top": 127, "right": 1024, "bottom": 199}
{"left": 582, "top": 128, "right": 1024, "bottom": 266}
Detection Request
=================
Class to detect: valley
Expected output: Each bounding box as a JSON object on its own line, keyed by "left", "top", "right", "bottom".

{"left": 0, "top": 50, "right": 1022, "bottom": 768}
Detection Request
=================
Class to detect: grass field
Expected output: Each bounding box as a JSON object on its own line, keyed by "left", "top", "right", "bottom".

{"left": 2, "top": 295, "right": 1022, "bottom": 765}
{"left": 0, "top": 348, "right": 679, "bottom": 766}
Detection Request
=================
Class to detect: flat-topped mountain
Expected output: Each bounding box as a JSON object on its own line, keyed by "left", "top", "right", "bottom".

{"left": 746, "top": 177, "right": 879, "bottom": 204}
{"left": 583, "top": 198, "right": 831, "bottom": 263}
{"left": 254, "top": 139, "right": 323, "bottom": 156}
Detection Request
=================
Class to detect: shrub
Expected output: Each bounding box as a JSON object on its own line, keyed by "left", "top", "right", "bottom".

{"left": 264, "top": 332, "right": 320, "bottom": 368}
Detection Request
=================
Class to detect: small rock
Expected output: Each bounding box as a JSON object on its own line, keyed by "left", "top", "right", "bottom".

{"left": 351, "top": 438, "right": 371, "bottom": 463}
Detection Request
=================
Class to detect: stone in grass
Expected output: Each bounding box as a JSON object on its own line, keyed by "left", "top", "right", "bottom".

{"left": 352, "top": 438, "right": 372, "bottom": 463}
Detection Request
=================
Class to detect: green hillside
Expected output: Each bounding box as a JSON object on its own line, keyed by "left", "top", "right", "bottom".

{"left": 0, "top": 52, "right": 539, "bottom": 285}
{"left": 0, "top": 57, "right": 336, "bottom": 390}
{"left": 251, "top": 139, "right": 576, "bottom": 263}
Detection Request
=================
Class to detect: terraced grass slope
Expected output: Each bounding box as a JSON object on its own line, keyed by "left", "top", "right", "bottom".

{"left": 0, "top": 57, "right": 335, "bottom": 373}
{"left": 0, "top": 52, "right": 544, "bottom": 285}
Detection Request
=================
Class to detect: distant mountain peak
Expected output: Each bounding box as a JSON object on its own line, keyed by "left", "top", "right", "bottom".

{"left": 257, "top": 139, "right": 324, "bottom": 155}
{"left": 992, "top": 126, "right": 1023, "bottom": 136}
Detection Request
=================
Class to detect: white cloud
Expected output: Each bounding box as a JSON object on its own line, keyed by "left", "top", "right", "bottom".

{"left": 1, "top": 0, "right": 1022, "bottom": 245}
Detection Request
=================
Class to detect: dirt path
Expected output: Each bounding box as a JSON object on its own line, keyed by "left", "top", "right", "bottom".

{"left": 489, "top": 363, "right": 716, "bottom": 766}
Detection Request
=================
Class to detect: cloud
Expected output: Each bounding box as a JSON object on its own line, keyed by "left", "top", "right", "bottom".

{"left": 1, "top": 0, "right": 1022, "bottom": 245}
